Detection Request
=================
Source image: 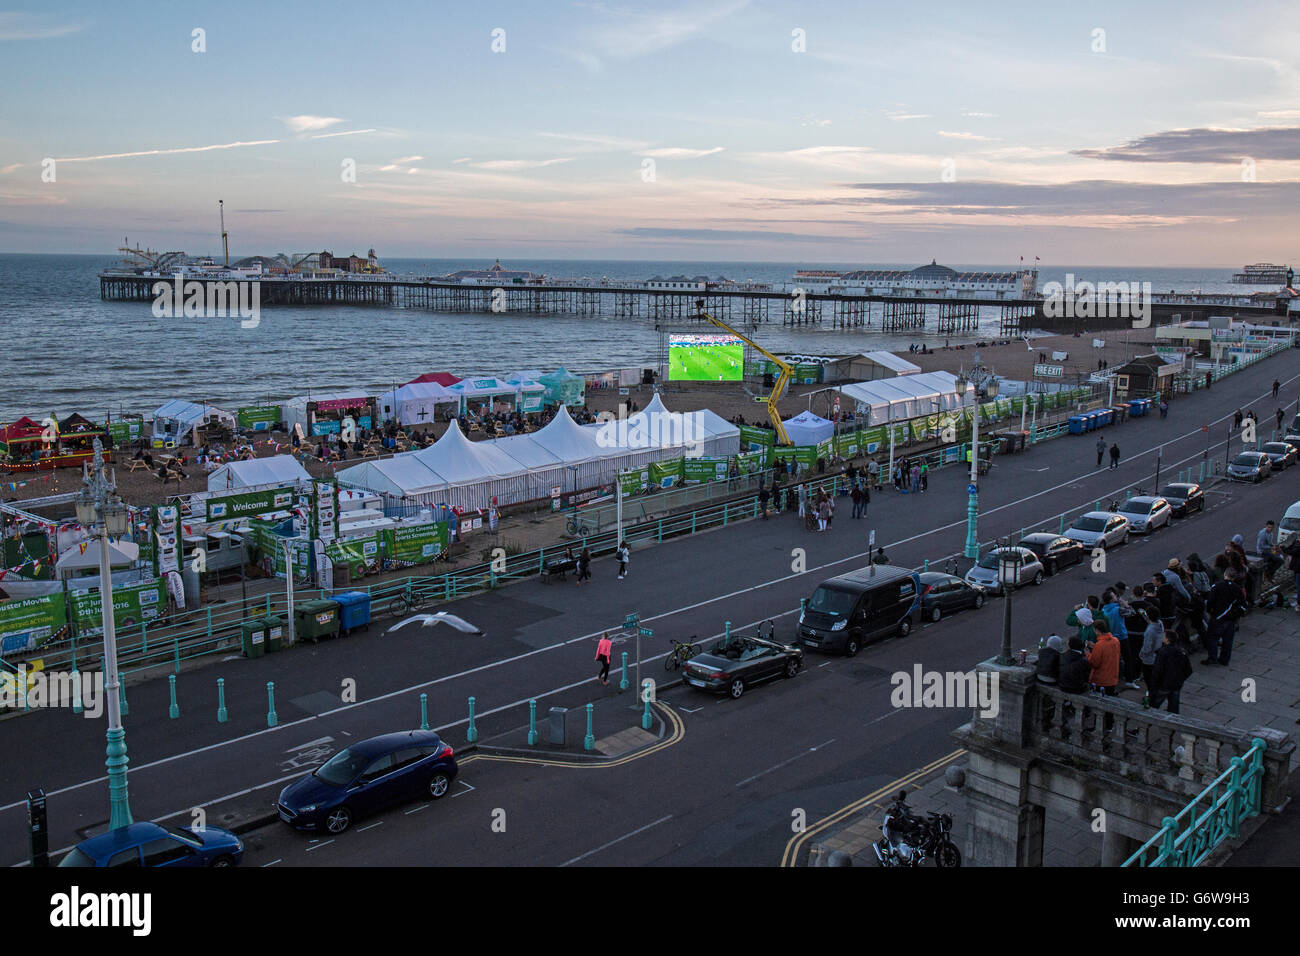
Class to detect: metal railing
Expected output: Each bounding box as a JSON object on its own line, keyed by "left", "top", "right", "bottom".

{"left": 1122, "top": 738, "right": 1267, "bottom": 867}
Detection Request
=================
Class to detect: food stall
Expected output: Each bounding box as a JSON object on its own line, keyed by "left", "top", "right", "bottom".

{"left": 151, "top": 400, "right": 237, "bottom": 448}
{"left": 281, "top": 390, "right": 376, "bottom": 438}
{"left": 0, "top": 415, "right": 111, "bottom": 472}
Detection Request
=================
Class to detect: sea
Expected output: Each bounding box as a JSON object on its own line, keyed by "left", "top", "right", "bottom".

{"left": 0, "top": 254, "right": 1274, "bottom": 421}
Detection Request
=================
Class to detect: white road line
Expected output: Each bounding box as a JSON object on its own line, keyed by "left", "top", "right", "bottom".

{"left": 866, "top": 709, "right": 905, "bottom": 728}
{"left": 735, "top": 738, "right": 836, "bottom": 788}
{"left": 304, "top": 839, "right": 334, "bottom": 852}
{"left": 404, "top": 804, "right": 428, "bottom": 814}
{"left": 356, "top": 822, "right": 383, "bottom": 832}
{"left": 451, "top": 782, "right": 476, "bottom": 798}
{"left": 559, "top": 814, "right": 674, "bottom": 867}
{"left": 678, "top": 705, "right": 703, "bottom": 713}
{"left": 261, "top": 859, "right": 282, "bottom": 867}
{"left": 818, "top": 661, "right": 831, "bottom": 668}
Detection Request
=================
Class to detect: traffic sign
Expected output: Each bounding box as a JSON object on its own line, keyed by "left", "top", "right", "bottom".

{"left": 967, "top": 483, "right": 978, "bottom": 495}
{"left": 623, "top": 613, "right": 639, "bottom": 628}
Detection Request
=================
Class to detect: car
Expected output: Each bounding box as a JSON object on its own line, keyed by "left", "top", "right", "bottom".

{"left": 1018, "top": 533, "right": 1086, "bottom": 575}
{"left": 1062, "top": 512, "right": 1130, "bottom": 549}
{"left": 1280, "top": 500, "right": 1300, "bottom": 549}
{"left": 917, "top": 571, "right": 986, "bottom": 622}
{"left": 681, "top": 634, "right": 803, "bottom": 698}
{"left": 1259, "top": 441, "right": 1298, "bottom": 469}
{"left": 58, "top": 821, "right": 243, "bottom": 868}
{"left": 277, "top": 730, "right": 457, "bottom": 834}
{"left": 964, "top": 546, "right": 1045, "bottom": 593}
{"left": 1114, "top": 495, "right": 1173, "bottom": 533}
{"left": 799, "top": 566, "right": 922, "bottom": 655}
{"left": 1161, "top": 483, "right": 1205, "bottom": 518}
{"left": 1226, "top": 452, "right": 1272, "bottom": 482}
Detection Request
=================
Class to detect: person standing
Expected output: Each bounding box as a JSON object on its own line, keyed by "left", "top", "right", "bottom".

{"left": 758, "top": 484, "right": 770, "bottom": 520}
{"left": 1149, "top": 631, "right": 1192, "bottom": 714}
{"left": 576, "top": 547, "right": 592, "bottom": 586}
{"left": 1277, "top": 407, "right": 1286, "bottom": 432}
{"left": 1137, "top": 608, "right": 1164, "bottom": 689}
{"left": 1086, "top": 620, "right": 1121, "bottom": 695}
{"left": 1233, "top": 409, "right": 1243, "bottom": 430}
{"left": 867, "top": 458, "right": 880, "bottom": 489}
{"left": 817, "top": 495, "right": 831, "bottom": 532}
{"left": 1109, "top": 442, "right": 1120, "bottom": 469}
{"left": 1096, "top": 435, "right": 1106, "bottom": 468}
{"left": 1203, "top": 569, "right": 1246, "bottom": 665}
{"left": 910, "top": 462, "right": 921, "bottom": 494}
{"left": 595, "top": 632, "right": 613, "bottom": 686}
{"left": 797, "top": 482, "right": 808, "bottom": 521}
{"left": 850, "top": 483, "right": 863, "bottom": 519}
{"left": 616, "top": 539, "right": 629, "bottom": 580}
{"left": 1272, "top": 379, "right": 1281, "bottom": 399}
{"left": 919, "top": 462, "right": 928, "bottom": 493}
{"left": 859, "top": 480, "right": 870, "bottom": 517}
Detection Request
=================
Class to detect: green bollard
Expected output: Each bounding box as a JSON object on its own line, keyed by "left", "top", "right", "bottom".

{"left": 1094, "top": 500, "right": 1101, "bottom": 512}
{"left": 266, "top": 681, "right": 277, "bottom": 727}
{"left": 420, "top": 693, "right": 429, "bottom": 731}
{"left": 118, "top": 673, "right": 128, "bottom": 717}
{"left": 619, "top": 651, "right": 629, "bottom": 692}
{"left": 217, "top": 678, "right": 228, "bottom": 723}
{"left": 71, "top": 666, "right": 83, "bottom": 715}
{"left": 724, "top": 620, "right": 731, "bottom": 649}
{"left": 467, "top": 696, "right": 478, "bottom": 743}
{"left": 583, "top": 702, "right": 595, "bottom": 751}
{"left": 168, "top": 674, "right": 179, "bottom": 719}
{"left": 527, "top": 699, "right": 538, "bottom": 746}
{"left": 642, "top": 694, "right": 653, "bottom": 731}
{"left": 1058, "top": 515, "right": 1065, "bottom": 534}
{"left": 923, "top": 558, "right": 929, "bottom": 571}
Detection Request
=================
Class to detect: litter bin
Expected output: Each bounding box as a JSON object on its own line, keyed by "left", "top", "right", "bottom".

{"left": 333, "top": 591, "right": 372, "bottom": 637}
{"left": 295, "top": 599, "right": 341, "bottom": 644}
{"left": 240, "top": 619, "right": 266, "bottom": 659}
{"left": 548, "top": 707, "right": 567, "bottom": 746}
{"left": 264, "top": 615, "right": 285, "bottom": 653}
{"left": 1068, "top": 415, "right": 1086, "bottom": 435}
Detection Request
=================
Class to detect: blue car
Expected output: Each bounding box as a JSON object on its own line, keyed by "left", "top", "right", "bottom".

{"left": 58, "top": 821, "right": 243, "bottom": 867}
{"left": 277, "top": 730, "right": 458, "bottom": 834}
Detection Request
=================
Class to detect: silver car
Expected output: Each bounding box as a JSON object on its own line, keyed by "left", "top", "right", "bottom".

{"left": 1115, "top": 496, "right": 1172, "bottom": 534}
{"left": 1226, "top": 452, "right": 1272, "bottom": 483}
{"left": 1062, "top": 511, "right": 1130, "bottom": 549}
{"left": 964, "top": 546, "right": 1044, "bottom": 593}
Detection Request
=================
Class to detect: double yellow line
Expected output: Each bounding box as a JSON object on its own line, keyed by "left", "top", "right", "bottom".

{"left": 780, "top": 747, "right": 966, "bottom": 867}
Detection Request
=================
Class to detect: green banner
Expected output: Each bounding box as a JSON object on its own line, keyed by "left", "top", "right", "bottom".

{"left": 618, "top": 468, "right": 649, "bottom": 496}
{"left": 327, "top": 534, "right": 379, "bottom": 577}
{"left": 995, "top": 399, "right": 1012, "bottom": 418}
{"left": 834, "top": 430, "right": 860, "bottom": 458}
{"left": 793, "top": 362, "right": 822, "bottom": 384}
{"left": 70, "top": 579, "right": 165, "bottom": 638}
{"left": 0, "top": 593, "right": 68, "bottom": 653}
{"left": 106, "top": 418, "right": 143, "bottom": 445}
{"left": 684, "top": 457, "right": 729, "bottom": 483}
{"left": 815, "top": 438, "right": 833, "bottom": 461}
{"left": 739, "top": 425, "right": 775, "bottom": 449}
{"left": 735, "top": 449, "right": 766, "bottom": 471}
{"left": 205, "top": 486, "right": 296, "bottom": 522}
{"left": 980, "top": 401, "right": 999, "bottom": 422}
{"left": 859, "top": 425, "right": 884, "bottom": 451}
{"left": 649, "top": 457, "right": 685, "bottom": 488}
{"left": 237, "top": 405, "right": 282, "bottom": 430}
{"left": 384, "top": 523, "right": 449, "bottom": 565}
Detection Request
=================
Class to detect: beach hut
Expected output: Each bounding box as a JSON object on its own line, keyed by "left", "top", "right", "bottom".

{"left": 151, "top": 400, "right": 237, "bottom": 447}
{"left": 207, "top": 454, "right": 312, "bottom": 492}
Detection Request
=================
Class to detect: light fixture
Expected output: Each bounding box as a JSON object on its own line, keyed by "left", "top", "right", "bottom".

{"left": 985, "top": 378, "right": 1000, "bottom": 400}
{"left": 104, "top": 498, "right": 130, "bottom": 538}
{"left": 75, "top": 489, "right": 97, "bottom": 528}
{"left": 954, "top": 372, "right": 967, "bottom": 395}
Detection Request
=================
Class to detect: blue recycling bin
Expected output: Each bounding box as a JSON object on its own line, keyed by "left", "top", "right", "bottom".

{"left": 332, "top": 591, "right": 372, "bottom": 637}
{"left": 1068, "top": 415, "right": 1086, "bottom": 435}
{"left": 1097, "top": 407, "right": 1114, "bottom": 427}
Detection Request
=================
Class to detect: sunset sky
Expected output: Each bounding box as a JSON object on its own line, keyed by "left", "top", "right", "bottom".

{"left": 2, "top": 0, "right": 1298, "bottom": 265}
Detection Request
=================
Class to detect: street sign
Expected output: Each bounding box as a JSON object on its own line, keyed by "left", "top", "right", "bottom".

{"left": 869, "top": 529, "right": 876, "bottom": 546}
{"left": 623, "top": 613, "right": 638, "bottom": 628}
{"left": 639, "top": 627, "right": 654, "bottom": 637}
{"left": 968, "top": 483, "right": 977, "bottom": 494}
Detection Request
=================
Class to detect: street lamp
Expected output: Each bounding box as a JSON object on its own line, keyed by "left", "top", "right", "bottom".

{"left": 954, "top": 353, "right": 999, "bottom": 560}
{"left": 995, "top": 540, "right": 1015, "bottom": 666}
{"left": 76, "top": 438, "right": 133, "bottom": 830}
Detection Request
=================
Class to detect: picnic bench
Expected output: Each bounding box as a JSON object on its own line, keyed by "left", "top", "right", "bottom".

{"left": 126, "top": 459, "right": 149, "bottom": 472}
{"left": 540, "top": 558, "right": 577, "bottom": 583}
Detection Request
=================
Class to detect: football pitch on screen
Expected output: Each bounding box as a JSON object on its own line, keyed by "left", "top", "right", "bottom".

{"left": 669, "top": 343, "right": 745, "bottom": 381}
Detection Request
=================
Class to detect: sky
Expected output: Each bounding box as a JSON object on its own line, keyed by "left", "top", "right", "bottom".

{"left": 1, "top": 0, "right": 1298, "bottom": 266}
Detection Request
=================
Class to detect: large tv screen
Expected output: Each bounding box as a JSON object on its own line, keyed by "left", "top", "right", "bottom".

{"left": 669, "top": 333, "right": 744, "bottom": 381}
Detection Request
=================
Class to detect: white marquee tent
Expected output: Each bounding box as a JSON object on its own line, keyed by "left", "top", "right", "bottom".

{"left": 781, "top": 410, "right": 835, "bottom": 446}
{"left": 151, "top": 400, "right": 237, "bottom": 447}
{"left": 207, "top": 454, "right": 312, "bottom": 491}
{"left": 834, "top": 371, "right": 965, "bottom": 423}
{"left": 378, "top": 382, "right": 456, "bottom": 425}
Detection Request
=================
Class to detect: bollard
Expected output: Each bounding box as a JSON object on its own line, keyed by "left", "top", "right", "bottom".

{"left": 266, "top": 681, "right": 277, "bottom": 727}
{"left": 724, "top": 620, "right": 731, "bottom": 648}
{"left": 527, "top": 699, "right": 538, "bottom": 746}
{"left": 923, "top": 558, "right": 929, "bottom": 572}
{"left": 467, "top": 696, "right": 478, "bottom": 743}
{"left": 71, "top": 666, "right": 82, "bottom": 715}
{"left": 1199, "top": 460, "right": 1206, "bottom": 482}
{"left": 118, "top": 674, "right": 128, "bottom": 717}
{"left": 1059, "top": 515, "right": 1065, "bottom": 534}
{"left": 168, "top": 674, "right": 179, "bottom": 719}
{"left": 641, "top": 694, "right": 653, "bottom": 731}
{"left": 619, "top": 651, "right": 629, "bottom": 692}
{"left": 583, "top": 702, "right": 595, "bottom": 751}
{"left": 800, "top": 598, "right": 807, "bottom": 618}
{"left": 420, "top": 693, "right": 429, "bottom": 731}
{"left": 217, "top": 678, "right": 228, "bottom": 723}
{"left": 548, "top": 706, "right": 567, "bottom": 746}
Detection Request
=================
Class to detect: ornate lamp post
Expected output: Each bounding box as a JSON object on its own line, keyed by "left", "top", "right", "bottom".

{"left": 76, "top": 439, "right": 134, "bottom": 830}
{"left": 954, "top": 354, "right": 999, "bottom": 560}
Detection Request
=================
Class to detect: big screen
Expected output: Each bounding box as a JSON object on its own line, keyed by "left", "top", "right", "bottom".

{"left": 668, "top": 334, "right": 744, "bottom": 381}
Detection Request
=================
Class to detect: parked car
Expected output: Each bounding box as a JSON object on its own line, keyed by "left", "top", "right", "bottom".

{"left": 1018, "top": 533, "right": 1086, "bottom": 576}
{"left": 1161, "top": 483, "right": 1205, "bottom": 518}
{"left": 1259, "top": 441, "right": 1298, "bottom": 469}
{"left": 798, "top": 566, "right": 922, "bottom": 656}
{"left": 964, "top": 546, "right": 1044, "bottom": 593}
{"left": 1114, "top": 496, "right": 1173, "bottom": 534}
{"left": 1062, "top": 512, "right": 1130, "bottom": 549}
{"left": 1226, "top": 452, "right": 1272, "bottom": 483}
{"left": 59, "top": 821, "right": 243, "bottom": 868}
{"left": 1279, "top": 500, "right": 1300, "bottom": 549}
{"left": 917, "top": 572, "right": 986, "bottom": 622}
{"left": 277, "top": 730, "right": 457, "bottom": 834}
{"left": 681, "top": 634, "right": 803, "bottom": 699}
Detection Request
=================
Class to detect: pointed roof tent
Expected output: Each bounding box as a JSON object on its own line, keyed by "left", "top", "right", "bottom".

{"left": 782, "top": 410, "right": 835, "bottom": 446}
{"left": 206, "top": 454, "right": 312, "bottom": 491}
{"left": 0, "top": 417, "right": 45, "bottom": 442}
{"left": 529, "top": 406, "right": 603, "bottom": 462}
{"left": 405, "top": 372, "right": 462, "bottom": 388}
{"left": 338, "top": 454, "right": 447, "bottom": 498}
{"left": 504, "top": 370, "right": 544, "bottom": 384}
{"left": 412, "top": 420, "right": 527, "bottom": 483}
{"left": 56, "top": 538, "right": 139, "bottom": 576}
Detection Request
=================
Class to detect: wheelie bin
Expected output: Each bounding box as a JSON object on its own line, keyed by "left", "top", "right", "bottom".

{"left": 295, "top": 599, "right": 341, "bottom": 643}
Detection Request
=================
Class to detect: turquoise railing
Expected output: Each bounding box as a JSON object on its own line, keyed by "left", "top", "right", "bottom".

{"left": 1122, "top": 737, "right": 1267, "bottom": 867}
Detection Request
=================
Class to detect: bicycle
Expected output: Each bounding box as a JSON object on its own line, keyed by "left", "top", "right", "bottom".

{"left": 664, "top": 636, "right": 700, "bottom": 671}
{"left": 565, "top": 514, "right": 592, "bottom": 537}
{"left": 385, "top": 582, "right": 434, "bottom": 618}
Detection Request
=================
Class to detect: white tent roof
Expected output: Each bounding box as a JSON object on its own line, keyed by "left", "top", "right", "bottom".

{"left": 380, "top": 381, "right": 455, "bottom": 423}
{"left": 861, "top": 351, "right": 922, "bottom": 375}
{"left": 335, "top": 455, "right": 448, "bottom": 498}
{"left": 531, "top": 406, "right": 605, "bottom": 461}
{"left": 282, "top": 389, "right": 370, "bottom": 411}
{"left": 56, "top": 539, "right": 139, "bottom": 573}
{"left": 411, "top": 420, "right": 529, "bottom": 483}
{"left": 834, "top": 371, "right": 963, "bottom": 422}
{"left": 493, "top": 432, "right": 567, "bottom": 470}
{"left": 782, "top": 410, "right": 835, "bottom": 446}
{"left": 206, "top": 454, "right": 312, "bottom": 491}
{"left": 504, "top": 370, "right": 544, "bottom": 384}
{"left": 448, "top": 377, "right": 544, "bottom": 397}
{"left": 152, "top": 399, "right": 235, "bottom": 428}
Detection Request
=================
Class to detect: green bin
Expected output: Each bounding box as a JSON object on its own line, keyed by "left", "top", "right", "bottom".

{"left": 264, "top": 615, "right": 285, "bottom": 653}
{"left": 240, "top": 619, "right": 267, "bottom": 658}
{"left": 295, "top": 599, "right": 340, "bottom": 643}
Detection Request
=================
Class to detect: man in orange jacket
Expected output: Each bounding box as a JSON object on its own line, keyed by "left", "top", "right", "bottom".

{"left": 1086, "top": 620, "right": 1121, "bottom": 695}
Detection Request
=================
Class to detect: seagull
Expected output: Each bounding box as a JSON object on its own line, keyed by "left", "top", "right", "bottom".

{"left": 387, "top": 613, "right": 483, "bottom": 635}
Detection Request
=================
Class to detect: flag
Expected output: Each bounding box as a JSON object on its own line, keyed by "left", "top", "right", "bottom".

{"left": 79, "top": 541, "right": 88, "bottom": 555}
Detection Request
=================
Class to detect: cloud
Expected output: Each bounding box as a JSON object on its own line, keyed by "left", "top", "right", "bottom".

{"left": 961, "top": 111, "right": 997, "bottom": 119}
{"left": 642, "top": 146, "right": 725, "bottom": 159}
{"left": 54, "top": 140, "right": 280, "bottom": 163}
{"left": 613, "top": 226, "right": 842, "bottom": 242}
{"left": 232, "top": 209, "right": 285, "bottom": 213}
{"left": 472, "top": 157, "right": 574, "bottom": 170}
{"left": 938, "top": 131, "right": 999, "bottom": 142}
{"left": 0, "top": 12, "right": 86, "bottom": 40}
{"left": 537, "top": 132, "right": 650, "bottom": 151}
{"left": 309, "top": 128, "right": 377, "bottom": 139}
{"left": 1074, "top": 126, "right": 1300, "bottom": 163}
{"left": 392, "top": 156, "right": 423, "bottom": 164}
{"left": 0, "top": 163, "right": 21, "bottom": 175}
{"left": 281, "top": 115, "right": 345, "bottom": 134}
{"left": 566, "top": 0, "right": 750, "bottom": 69}
{"left": 451, "top": 157, "right": 472, "bottom": 164}
{"left": 885, "top": 111, "right": 929, "bottom": 122}
{"left": 1258, "top": 109, "right": 1300, "bottom": 119}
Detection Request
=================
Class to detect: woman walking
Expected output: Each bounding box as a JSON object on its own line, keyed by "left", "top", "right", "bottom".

{"left": 616, "top": 539, "right": 630, "bottom": 580}
{"left": 595, "top": 631, "right": 613, "bottom": 686}
{"left": 576, "top": 547, "right": 592, "bottom": 586}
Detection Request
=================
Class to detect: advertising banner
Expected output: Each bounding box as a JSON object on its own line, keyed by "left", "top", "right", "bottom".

{"left": 236, "top": 406, "right": 281, "bottom": 430}
{"left": 738, "top": 425, "right": 775, "bottom": 450}
{"left": 154, "top": 505, "right": 180, "bottom": 578}
{"left": 314, "top": 482, "right": 339, "bottom": 544}
{"left": 683, "top": 457, "right": 729, "bottom": 483}
{"left": 815, "top": 438, "right": 833, "bottom": 461}
{"left": 0, "top": 593, "right": 67, "bottom": 653}
{"left": 834, "top": 430, "right": 860, "bottom": 458}
{"left": 326, "top": 534, "right": 378, "bottom": 577}
{"left": 859, "top": 425, "right": 884, "bottom": 452}
{"left": 205, "top": 486, "right": 295, "bottom": 522}
{"left": 106, "top": 418, "right": 143, "bottom": 445}
{"left": 618, "top": 468, "right": 649, "bottom": 496}
{"left": 70, "top": 579, "right": 165, "bottom": 638}
{"left": 649, "top": 458, "right": 684, "bottom": 488}
{"left": 384, "top": 523, "right": 449, "bottom": 564}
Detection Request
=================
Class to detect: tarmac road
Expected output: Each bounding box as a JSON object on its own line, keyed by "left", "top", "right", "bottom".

{"left": 5, "top": 351, "right": 1299, "bottom": 866}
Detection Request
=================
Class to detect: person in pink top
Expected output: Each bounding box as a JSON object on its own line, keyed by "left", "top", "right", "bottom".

{"left": 595, "top": 632, "right": 613, "bottom": 685}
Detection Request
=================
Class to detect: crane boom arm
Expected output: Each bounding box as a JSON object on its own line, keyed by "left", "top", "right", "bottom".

{"left": 696, "top": 311, "right": 794, "bottom": 446}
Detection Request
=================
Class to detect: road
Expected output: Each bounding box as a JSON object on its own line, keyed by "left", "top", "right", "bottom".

{"left": 5, "top": 351, "right": 1299, "bottom": 866}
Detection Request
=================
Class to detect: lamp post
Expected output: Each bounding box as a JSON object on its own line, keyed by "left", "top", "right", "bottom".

{"left": 995, "top": 538, "right": 1015, "bottom": 666}
{"left": 955, "top": 353, "right": 999, "bottom": 560}
{"left": 76, "top": 439, "right": 133, "bottom": 830}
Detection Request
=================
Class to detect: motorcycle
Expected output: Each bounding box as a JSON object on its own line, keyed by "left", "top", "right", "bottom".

{"left": 872, "top": 790, "right": 962, "bottom": 868}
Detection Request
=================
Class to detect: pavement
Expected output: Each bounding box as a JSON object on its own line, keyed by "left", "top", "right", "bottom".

{"left": 5, "top": 347, "right": 1300, "bottom": 867}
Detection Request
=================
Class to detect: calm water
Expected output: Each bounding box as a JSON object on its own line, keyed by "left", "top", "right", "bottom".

{"left": 0, "top": 254, "right": 1263, "bottom": 420}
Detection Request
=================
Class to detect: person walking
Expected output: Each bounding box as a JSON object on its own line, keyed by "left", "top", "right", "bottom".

{"left": 1109, "top": 442, "right": 1120, "bottom": 469}
{"left": 1277, "top": 407, "right": 1286, "bottom": 432}
{"left": 910, "top": 462, "right": 921, "bottom": 494}
{"left": 576, "top": 547, "right": 592, "bottom": 586}
{"left": 1272, "top": 379, "right": 1281, "bottom": 399}
{"left": 817, "top": 496, "right": 831, "bottom": 532}
{"left": 797, "top": 482, "right": 808, "bottom": 521}
{"left": 1096, "top": 435, "right": 1106, "bottom": 468}
{"left": 758, "top": 484, "right": 770, "bottom": 520}
{"left": 860, "top": 479, "right": 870, "bottom": 517}
{"left": 850, "top": 483, "right": 863, "bottom": 519}
{"left": 919, "top": 462, "right": 928, "bottom": 493}
{"left": 1233, "top": 409, "right": 1243, "bottom": 430}
{"left": 616, "top": 540, "right": 629, "bottom": 580}
{"left": 595, "top": 631, "right": 613, "bottom": 686}
{"left": 1159, "top": 399, "right": 1168, "bottom": 418}
{"left": 1149, "top": 630, "right": 1192, "bottom": 714}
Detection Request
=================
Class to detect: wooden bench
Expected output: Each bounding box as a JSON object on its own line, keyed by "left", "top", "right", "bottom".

{"left": 541, "top": 559, "right": 577, "bottom": 583}
{"left": 361, "top": 445, "right": 380, "bottom": 459}
{"left": 126, "top": 459, "right": 148, "bottom": 472}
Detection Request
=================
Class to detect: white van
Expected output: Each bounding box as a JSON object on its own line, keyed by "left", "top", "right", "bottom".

{"left": 1279, "top": 501, "right": 1300, "bottom": 549}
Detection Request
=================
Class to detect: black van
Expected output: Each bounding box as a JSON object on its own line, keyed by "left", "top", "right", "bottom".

{"left": 798, "top": 565, "right": 922, "bottom": 656}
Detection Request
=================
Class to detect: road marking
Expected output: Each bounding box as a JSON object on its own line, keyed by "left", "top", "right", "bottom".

{"left": 736, "top": 738, "right": 835, "bottom": 788}
{"left": 262, "top": 859, "right": 282, "bottom": 867}
{"left": 818, "top": 661, "right": 831, "bottom": 668}
{"left": 560, "top": 814, "right": 674, "bottom": 867}
{"left": 304, "top": 839, "right": 335, "bottom": 852}
{"left": 404, "top": 804, "right": 428, "bottom": 815}
{"left": 451, "top": 782, "right": 476, "bottom": 798}
{"left": 866, "top": 709, "right": 904, "bottom": 728}
{"left": 679, "top": 705, "right": 703, "bottom": 713}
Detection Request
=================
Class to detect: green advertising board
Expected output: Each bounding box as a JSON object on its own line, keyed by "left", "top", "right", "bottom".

{"left": 649, "top": 457, "right": 685, "bottom": 488}
{"left": 326, "top": 534, "right": 379, "bottom": 577}
{"left": 834, "top": 430, "right": 860, "bottom": 458}
{"left": 980, "top": 401, "right": 999, "bottom": 423}
{"left": 0, "top": 593, "right": 68, "bottom": 653}
{"left": 683, "top": 457, "right": 728, "bottom": 483}
{"left": 859, "top": 425, "right": 884, "bottom": 452}
{"left": 205, "top": 486, "right": 296, "bottom": 522}
{"left": 738, "top": 425, "right": 775, "bottom": 450}
{"left": 237, "top": 406, "right": 282, "bottom": 430}
{"left": 385, "top": 523, "right": 449, "bottom": 565}
{"left": 793, "top": 363, "right": 822, "bottom": 384}
{"left": 618, "top": 468, "right": 649, "bottom": 496}
{"left": 106, "top": 417, "right": 144, "bottom": 445}
{"left": 815, "top": 438, "right": 833, "bottom": 461}
{"left": 734, "top": 449, "right": 766, "bottom": 471}
{"left": 70, "top": 579, "right": 166, "bottom": 638}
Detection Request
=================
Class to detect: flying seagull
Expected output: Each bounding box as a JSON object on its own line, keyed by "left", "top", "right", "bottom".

{"left": 388, "top": 613, "right": 483, "bottom": 635}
